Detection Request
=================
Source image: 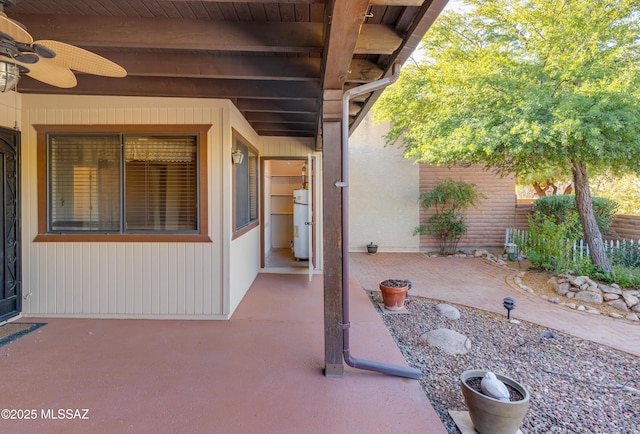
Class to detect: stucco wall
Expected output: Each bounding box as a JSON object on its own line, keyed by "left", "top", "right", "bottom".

{"left": 348, "top": 112, "right": 420, "bottom": 252}
{"left": 17, "top": 94, "right": 256, "bottom": 319}
{"left": 418, "top": 164, "right": 518, "bottom": 250}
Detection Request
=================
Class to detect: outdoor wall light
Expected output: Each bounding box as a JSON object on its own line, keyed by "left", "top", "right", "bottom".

{"left": 231, "top": 149, "right": 244, "bottom": 164}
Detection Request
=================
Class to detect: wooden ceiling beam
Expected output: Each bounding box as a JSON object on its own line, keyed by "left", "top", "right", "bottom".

{"left": 11, "top": 13, "right": 324, "bottom": 53}
{"left": 100, "top": 51, "right": 382, "bottom": 84}
{"left": 243, "top": 112, "right": 317, "bottom": 124}
{"left": 259, "top": 131, "right": 314, "bottom": 138}
{"left": 18, "top": 75, "right": 321, "bottom": 100}
{"left": 345, "top": 59, "right": 384, "bottom": 83}
{"left": 96, "top": 52, "right": 321, "bottom": 81}
{"left": 13, "top": 13, "right": 402, "bottom": 56}
{"left": 321, "top": 0, "right": 370, "bottom": 103}
{"left": 157, "top": 0, "right": 325, "bottom": 3}
{"left": 371, "top": 0, "right": 425, "bottom": 6}
{"left": 355, "top": 25, "right": 403, "bottom": 54}
{"left": 251, "top": 122, "right": 316, "bottom": 132}
{"left": 235, "top": 99, "right": 318, "bottom": 114}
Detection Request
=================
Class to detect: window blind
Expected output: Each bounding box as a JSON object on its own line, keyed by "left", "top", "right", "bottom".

{"left": 49, "top": 135, "right": 121, "bottom": 231}
{"left": 125, "top": 136, "right": 198, "bottom": 232}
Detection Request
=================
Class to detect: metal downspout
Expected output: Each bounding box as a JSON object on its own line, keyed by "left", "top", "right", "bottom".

{"left": 339, "top": 63, "right": 421, "bottom": 379}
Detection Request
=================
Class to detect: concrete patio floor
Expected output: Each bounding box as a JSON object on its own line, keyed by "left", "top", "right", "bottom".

{"left": 5, "top": 253, "right": 636, "bottom": 433}
{"left": 1, "top": 272, "right": 446, "bottom": 433}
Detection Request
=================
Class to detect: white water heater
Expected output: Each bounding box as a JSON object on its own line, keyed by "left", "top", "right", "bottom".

{"left": 292, "top": 189, "right": 309, "bottom": 260}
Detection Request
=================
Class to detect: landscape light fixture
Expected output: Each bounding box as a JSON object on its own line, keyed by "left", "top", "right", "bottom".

{"left": 503, "top": 297, "right": 516, "bottom": 320}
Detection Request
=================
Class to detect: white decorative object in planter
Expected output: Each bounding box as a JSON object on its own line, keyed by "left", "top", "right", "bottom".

{"left": 460, "top": 369, "right": 530, "bottom": 434}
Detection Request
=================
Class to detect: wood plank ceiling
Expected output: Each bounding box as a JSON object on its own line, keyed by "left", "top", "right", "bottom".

{"left": 5, "top": 0, "right": 448, "bottom": 141}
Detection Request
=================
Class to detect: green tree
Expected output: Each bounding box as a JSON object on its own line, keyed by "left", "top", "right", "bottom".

{"left": 591, "top": 174, "right": 640, "bottom": 215}
{"left": 375, "top": 0, "right": 640, "bottom": 273}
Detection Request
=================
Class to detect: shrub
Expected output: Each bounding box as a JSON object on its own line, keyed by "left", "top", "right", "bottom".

{"left": 607, "top": 241, "right": 640, "bottom": 269}
{"left": 532, "top": 194, "right": 618, "bottom": 236}
{"left": 517, "top": 212, "right": 580, "bottom": 272}
{"left": 414, "top": 179, "right": 485, "bottom": 255}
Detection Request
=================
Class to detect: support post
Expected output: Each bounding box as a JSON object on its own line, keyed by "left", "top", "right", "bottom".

{"left": 322, "top": 90, "right": 344, "bottom": 377}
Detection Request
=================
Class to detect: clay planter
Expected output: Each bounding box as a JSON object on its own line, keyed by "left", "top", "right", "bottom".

{"left": 379, "top": 279, "right": 409, "bottom": 311}
{"left": 460, "top": 370, "right": 530, "bottom": 434}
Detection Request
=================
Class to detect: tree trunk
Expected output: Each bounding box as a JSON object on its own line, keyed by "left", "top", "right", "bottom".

{"left": 563, "top": 184, "right": 573, "bottom": 195}
{"left": 532, "top": 181, "right": 547, "bottom": 197}
{"left": 571, "top": 160, "right": 612, "bottom": 273}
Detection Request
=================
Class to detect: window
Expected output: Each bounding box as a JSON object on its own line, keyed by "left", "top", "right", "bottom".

{"left": 36, "top": 125, "right": 210, "bottom": 242}
{"left": 233, "top": 130, "right": 259, "bottom": 236}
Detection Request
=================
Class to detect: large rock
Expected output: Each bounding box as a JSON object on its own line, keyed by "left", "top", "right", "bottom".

{"left": 603, "top": 293, "right": 621, "bottom": 301}
{"left": 599, "top": 284, "right": 623, "bottom": 295}
{"left": 421, "top": 328, "right": 471, "bottom": 355}
{"left": 571, "top": 276, "right": 596, "bottom": 289}
{"left": 436, "top": 304, "right": 461, "bottom": 320}
{"left": 606, "top": 299, "right": 629, "bottom": 312}
{"left": 574, "top": 291, "right": 603, "bottom": 304}
{"left": 623, "top": 294, "right": 639, "bottom": 308}
{"left": 553, "top": 281, "right": 571, "bottom": 296}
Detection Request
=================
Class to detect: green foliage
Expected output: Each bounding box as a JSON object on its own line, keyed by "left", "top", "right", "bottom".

{"left": 414, "top": 179, "right": 485, "bottom": 255}
{"left": 374, "top": 0, "right": 640, "bottom": 176}
{"left": 607, "top": 242, "right": 640, "bottom": 269}
{"left": 591, "top": 174, "right": 640, "bottom": 215}
{"left": 532, "top": 195, "right": 618, "bottom": 235}
{"left": 573, "top": 262, "right": 640, "bottom": 289}
{"left": 374, "top": 0, "right": 640, "bottom": 271}
{"left": 517, "top": 213, "right": 580, "bottom": 272}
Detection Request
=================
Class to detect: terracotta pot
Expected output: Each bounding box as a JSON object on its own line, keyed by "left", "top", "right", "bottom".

{"left": 379, "top": 280, "right": 409, "bottom": 311}
{"left": 460, "top": 370, "right": 530, "bottom": 434}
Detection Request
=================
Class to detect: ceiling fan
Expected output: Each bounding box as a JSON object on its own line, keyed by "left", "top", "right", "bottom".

{"left": 0, "top": 0, "right": 126, "bottom": 92}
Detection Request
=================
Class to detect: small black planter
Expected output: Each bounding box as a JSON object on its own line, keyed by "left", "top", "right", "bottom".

{"left": 367, "top": 242, "right": 378, "bottom": 254}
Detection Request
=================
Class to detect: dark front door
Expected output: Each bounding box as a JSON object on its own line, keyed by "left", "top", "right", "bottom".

{"left": 0, "top": 127, "right": 20, "bottom": 322}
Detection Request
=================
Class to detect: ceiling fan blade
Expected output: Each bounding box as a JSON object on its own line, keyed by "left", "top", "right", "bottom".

{"left": 35, "top": 40, "right": 127, "bottom": 78}
{"left": 17, "top": 57, "right": 77, "bottom": 88}
{"left": 0, "top": 14, "right": 33, "bottom": 44}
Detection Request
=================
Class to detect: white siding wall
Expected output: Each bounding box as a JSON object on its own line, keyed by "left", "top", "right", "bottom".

{"left": 0, "top": 91, "right": 21, "bottom": 129}
{"left": 18, "top": 94, "right": 242, "bottom": 319}
{"left": 227, "top": 105, "right": 262, "bottom": 314}
{"left": 348, "top": 111, "right": 420, "bottom": 252}
{"left": 260, "top": 137, "right": 314, "bottom": 157}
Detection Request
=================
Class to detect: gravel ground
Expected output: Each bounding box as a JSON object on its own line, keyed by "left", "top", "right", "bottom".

{"left": 369, "top": 292, "right": 640, "bottom": 434}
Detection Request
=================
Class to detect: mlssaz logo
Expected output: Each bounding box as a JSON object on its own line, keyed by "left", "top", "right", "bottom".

{"left": 41, "top": 409, "right": 90, "bottom": 420}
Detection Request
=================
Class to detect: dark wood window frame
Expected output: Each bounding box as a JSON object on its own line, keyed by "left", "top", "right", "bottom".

{"left": 232, "top": 129, "right": 259, "bottom": 239}
{"left": 35, "top": 124, "right": 211, "bottom": 243}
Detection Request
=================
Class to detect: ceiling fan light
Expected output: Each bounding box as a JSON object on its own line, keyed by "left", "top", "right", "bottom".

{"left": 0, "top": 60, "right": 18, "bottom": 92}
